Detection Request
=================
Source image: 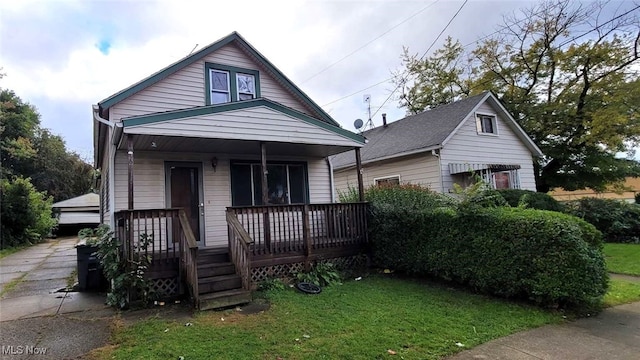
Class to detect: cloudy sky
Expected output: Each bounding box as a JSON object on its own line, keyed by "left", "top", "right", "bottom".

{"left": 0, "top": 0, "right": 632, "bottom": 162}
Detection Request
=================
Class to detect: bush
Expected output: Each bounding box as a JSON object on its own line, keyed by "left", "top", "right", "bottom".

{"left": 564, "top": 198, "right": 640, "bottom": 243}
{"left": 498, "top": 189, "right": 564, "bottom": 212}
{"left": 340, "top": 183, "right": 455, "bottom": 210}
{"left": 369, "top": 205, "right": 608, "bottom": 311}
{"left": 1, "top": 177, "right": 56, "bottom": 248}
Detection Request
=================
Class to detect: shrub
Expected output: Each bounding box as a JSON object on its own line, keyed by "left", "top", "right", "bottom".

{"left": 564, "top": 198, "right": 640, "bottom": 243}
{"left": 340, "top": 183, "right": 455, "bottom": 210}
{"left": 369, "top": 205, "right": 608, "bottom": 311}
{"left": 498, "top": 189, "right": 564, "bottom": 212}
{"left": 0, "top": 177, "right": 56, "bottom": 248}
{"left": 295, "top": 262, "right": 342, "bottom": 287}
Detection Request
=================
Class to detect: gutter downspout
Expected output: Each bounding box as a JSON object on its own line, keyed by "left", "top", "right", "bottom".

{"left": 433, "top": 147, "right": 444, "bottom": 194}
{"left": 327, "top": 157, "right": 336, "bottom": 202}
{"left": 93, "top": 105, "right": 117, "bottom": 229}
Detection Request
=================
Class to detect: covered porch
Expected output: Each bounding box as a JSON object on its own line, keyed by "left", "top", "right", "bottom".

{"left": 111, "top": 100, "right": 368, "bottom": 309}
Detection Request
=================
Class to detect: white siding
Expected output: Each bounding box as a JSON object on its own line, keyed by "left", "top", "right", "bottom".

{"left": 100, "top": 142, "right": 111, "bottom": 225}
{"left": 125, "top": 106, "right": 358, "bottom": 147}
{"left": 109, "top": 43, "right": 311, "bottom": 121}
{"left": 440, "top": 102, "right": 537, "bottom": 192}
{"left": 113, "top": 151, "right": 332, "bottom": 247}
{"left": 333, "top": 153, "right": 441, "bottom": 199}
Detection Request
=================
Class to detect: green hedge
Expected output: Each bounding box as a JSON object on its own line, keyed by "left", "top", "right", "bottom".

{"left": 370, "top": 206, "right": 608, "bottom": 310}
{"left": 1, "top": 177, "right": 56, "bottom": 248}
{"left": 564, "top": 198, "right": 640, "bottom": 243}
{"left": 497, "top": 189, "right": 564, "bottom": 212}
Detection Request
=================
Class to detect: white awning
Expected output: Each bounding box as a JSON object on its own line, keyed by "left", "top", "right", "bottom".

{"left": 449, "top": 163, "right": 521, "bottom": 175}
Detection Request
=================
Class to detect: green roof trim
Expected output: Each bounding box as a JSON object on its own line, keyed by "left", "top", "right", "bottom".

{"left": 98, "top": 31, "right": 339, "bottom": 127}
{"left": 121, "top": 98, "right": 365, "bottom": 145}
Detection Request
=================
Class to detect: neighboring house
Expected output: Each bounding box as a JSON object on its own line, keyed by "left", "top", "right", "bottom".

{"left": 93, "top": 32, "right": 368, "bottom": 309}
{"left": 331, "top": 92, "right": 543, "bottom": 196}
{"left": 52, "top": 193, "right": 100, "bottom": 234}
{"left": 550, "top": 177, "right": 640, "bottom": 203}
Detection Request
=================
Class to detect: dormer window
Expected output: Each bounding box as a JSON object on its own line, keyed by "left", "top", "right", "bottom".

{"left": 205, "top": 63, "right": 260, "bottom": 105}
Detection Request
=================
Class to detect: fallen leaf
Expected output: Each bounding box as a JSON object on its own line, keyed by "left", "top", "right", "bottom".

{"left": 303, "top": 334, "right": 310, "bottom": 338}
{"left": 163, "top": 328, "right": 169, "bottom": 333}
{"left": 387, "top": 349, "right": 397, "bottom": 355}
{"left": 455, "top": 342, "right": 464, "bottom": 347}
{"left": 220, "top": 317, "right": 225, "bottom": 322}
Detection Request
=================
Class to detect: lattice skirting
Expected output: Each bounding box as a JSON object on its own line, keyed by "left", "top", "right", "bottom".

{"left": 251, "top": 254, "right": 369, "bottom": 283}
{"left": 150, "top": 277, "right": 179, "bottom": 297}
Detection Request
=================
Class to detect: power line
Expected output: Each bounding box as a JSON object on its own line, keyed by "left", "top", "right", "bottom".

{"left": 370, "top": 0, "right": 469, "bottom": 120}
{"left": 301, "top": 0, "right": 441, "bottom": 85}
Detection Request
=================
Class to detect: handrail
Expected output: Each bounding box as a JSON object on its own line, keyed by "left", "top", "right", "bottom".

{"left": 226, "top": 210, "right": 253, "bottom": 290}
{"left": 226, "top": 211, "right": 254, "bottom": 246}
{"left": 177, "top": 209, "right": 199, "bottom": 306}
{"left": 178, "top": 210, "right": 199, "bottom": 249}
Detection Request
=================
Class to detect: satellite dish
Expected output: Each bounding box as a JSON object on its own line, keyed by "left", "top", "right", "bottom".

{"left": 354, "top": 119, "right": 364, "bottom": 130}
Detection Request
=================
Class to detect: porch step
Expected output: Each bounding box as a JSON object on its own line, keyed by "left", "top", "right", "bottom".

{"left": 197, "top": 262, "right": 236, "bottom": 278}
{"left": 197, "top": 248, "right": 230, "bottom": 264}
{"left": 199, "top": 289, "right": 252, "bottom": 311}
{"left": 198, "top": 274, "right": 242, "bottom": 294}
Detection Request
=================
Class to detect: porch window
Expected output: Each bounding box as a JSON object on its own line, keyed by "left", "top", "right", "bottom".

{"left": 205, "top": 63, "right": 260, "bottom": 105}
{"left": 230, "top": 162, "right": 308, "bottom": 206}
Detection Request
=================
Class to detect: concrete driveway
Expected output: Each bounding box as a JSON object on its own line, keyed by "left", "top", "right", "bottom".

{"left": 0, "top": 237, "right": 114, "bottom": 359}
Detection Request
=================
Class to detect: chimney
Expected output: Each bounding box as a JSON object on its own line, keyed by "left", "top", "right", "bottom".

{"left": 382, "top": 113, "right": 387, "bottom": 128}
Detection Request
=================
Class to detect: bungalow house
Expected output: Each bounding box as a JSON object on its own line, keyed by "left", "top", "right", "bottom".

{"left": 93, "top": 32, "right": 368, "bottom": 309}
{"left": 331, "top": 92, "right": 543, "bottom": 196}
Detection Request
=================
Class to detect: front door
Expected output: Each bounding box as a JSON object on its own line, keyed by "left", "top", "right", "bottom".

{"left": 167, "top": 164, "right": 203, "bottom": 243}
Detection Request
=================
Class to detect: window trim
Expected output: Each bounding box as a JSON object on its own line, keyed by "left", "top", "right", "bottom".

{"left": 229, "top": 160, "right": 309, "bottom": 206}
{"left": 374, "top": 175, "right": 401, "bottom": 186}
{"left": 209, "top": 69, "right": 231, "bottom": 104}
{"left": 205, "top": 63, "right": 260, "bottom": 105}
{"left": 475, "top": 112, "right": 499, "bottom": 136}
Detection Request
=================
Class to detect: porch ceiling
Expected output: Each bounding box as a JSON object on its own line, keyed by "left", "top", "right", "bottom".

{"left": 118, "top": 134, "right": 356, "bottom": 158}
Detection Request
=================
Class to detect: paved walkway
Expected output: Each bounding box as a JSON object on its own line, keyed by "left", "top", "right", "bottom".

{"left": 0, "top": 237, "right": 114, "bottom": 359}
{"left": 448, "top": 286, "right": 640, "bottom": 360}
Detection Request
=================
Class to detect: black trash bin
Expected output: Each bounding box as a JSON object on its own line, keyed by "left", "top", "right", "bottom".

{"left": 76, "top": 244, "right": 106, "bottom": 291}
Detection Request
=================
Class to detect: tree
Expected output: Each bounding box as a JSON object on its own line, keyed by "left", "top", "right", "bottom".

{"left": 0, "top": 88, "right": 94, "bottom": 201}
{"left": 397, "top": 0, "right": 640, "bottom": 192}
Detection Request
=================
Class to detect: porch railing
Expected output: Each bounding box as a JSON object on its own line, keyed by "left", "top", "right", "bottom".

{"left": 227, "top": 202, "right": 369, "bottom": 257}
{"left": 114, "top": 208, "right": 198, "bottom": 303}
{"left": 226, "top": 211, "right": 254, "bottom": 290}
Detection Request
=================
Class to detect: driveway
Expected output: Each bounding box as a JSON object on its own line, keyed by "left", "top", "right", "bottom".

{"left": 0, "top": 237, "right": 114, "bottom": 359}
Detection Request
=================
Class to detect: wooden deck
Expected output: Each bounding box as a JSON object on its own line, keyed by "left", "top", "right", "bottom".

{"left": 116, "top": 202, "right": 369, "bottom": 308}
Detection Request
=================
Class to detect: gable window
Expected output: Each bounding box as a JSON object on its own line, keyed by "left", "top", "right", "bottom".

{"left": 205, "top": 63, "right": 260, "bottom": 105}
{"left": 230, "top": 162, "right": 308, "bottom": 206}
{"left": 375, "top": 175, "right": 400, "bottom": 186}
{"left": 476, "top": 114, "right": 498, "bottom": 135}
{"left": 210, "top": 70, "right": 230, "bottom": 104}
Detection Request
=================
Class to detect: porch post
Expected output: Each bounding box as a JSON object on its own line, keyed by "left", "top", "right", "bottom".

{"left": 260, "top": 142, "right": 272, "bottom": 251}
{"left": 127, "top": 134, "right": 134, "bottom": 210}
{"left": 355, "top": 147, "right": 365, "bottom": 202}
{"left": 260, "top": 142, "right": 269, "bottom": 204}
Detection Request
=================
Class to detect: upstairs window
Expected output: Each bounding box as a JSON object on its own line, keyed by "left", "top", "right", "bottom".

{"left": 205, "top": 63, "right": 260, "bottom": 105}
{"left": 210, "top": 70, "right": 230, "bottom": 104}
{"left": 476, "top": 114, "right": 498, "bottom": 135}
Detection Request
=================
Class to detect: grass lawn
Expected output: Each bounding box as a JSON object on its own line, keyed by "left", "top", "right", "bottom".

{"left": 603, "top": 243, "right": 640, "bottom": 276}
{"left": 95, "top": 276, "right": 561, "bottom": 360}
{"left": 0, "top": 245, "right": 28, "bottom": 259}
{"left": 604, "top": 278, "right": 640, "bottom": 307}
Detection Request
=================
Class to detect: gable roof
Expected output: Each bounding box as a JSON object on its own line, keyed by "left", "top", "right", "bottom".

{"left": 331, "top": 92, "right": 543, "bottom": 170}
{"left": 52, "top": 193, "right": 99, "bottom": 209}
{"left": 98, "top": 31, "right": 338, "bottom": 126}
